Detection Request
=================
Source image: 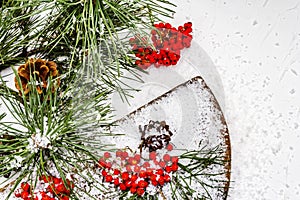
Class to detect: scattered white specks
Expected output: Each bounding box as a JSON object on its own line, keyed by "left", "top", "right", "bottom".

{"left": 27, "top": 132, "right": 52, "bottom": 153}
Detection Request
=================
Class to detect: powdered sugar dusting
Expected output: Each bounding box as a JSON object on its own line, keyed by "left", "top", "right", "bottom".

{"left": 105, "top": 76, "right": 230, "bottom": 199}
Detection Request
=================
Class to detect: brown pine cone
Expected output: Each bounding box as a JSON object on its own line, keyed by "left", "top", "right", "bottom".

{"left": 14, "top": 58, "right": 60, "bottom": 95}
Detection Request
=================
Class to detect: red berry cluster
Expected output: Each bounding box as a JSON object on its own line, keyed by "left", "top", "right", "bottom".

{"left": 98, "top": 144, "right": 179, "bottom": 197}
{"left": 130, "top": 22, "right": 193, "bottom": 69}
{"left": 15, "top": 176, "right": 74, "bottom": 200}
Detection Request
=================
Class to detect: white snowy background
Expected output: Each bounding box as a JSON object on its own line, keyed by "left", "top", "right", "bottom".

{"left": 1, "top": 0, "right": 300, "bottom": 200}
{"left": 165, "top": 0, "right": 300, "bottom": 200}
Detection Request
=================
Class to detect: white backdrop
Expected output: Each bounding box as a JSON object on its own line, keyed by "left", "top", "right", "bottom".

{"left": 165, "top": 0, "right": 300, "bottom": 199}
{"left": 1, "top": 1, "right": 299, "bottom": 199}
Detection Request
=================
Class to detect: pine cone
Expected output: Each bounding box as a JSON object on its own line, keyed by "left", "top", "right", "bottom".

{"left": 14, "top": 58, "right": 60, "bottom": 95}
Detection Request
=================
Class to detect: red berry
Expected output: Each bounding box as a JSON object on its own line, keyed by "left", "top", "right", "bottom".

{"left": 138, "top": 180, "right": 148, "bottom": 188}
{"left": 166, "top": 144, "right": 173, "bottom": 151}
{"left": 121, "top": 172, "right": 129, "bottom": 181}
{"left": 158, "top": 176, "right": 165, "bottom": 185}
{"left": 131, "top": 159, "right": 139, "bottom": 165}
{"left": 105, "top": 175, "right": 113, "bottom": 183}
{"left": 163, "top": 59, "right": 171, "bottom": 66}
{"left": 121, "top": 151, "right": 129, "bottom": 159}
{"left": 164, "top": 174, "right": 171, "bottom": 182}
{"left": 56, "top": 184, "right": 67, "bottom": 193}
{"left": 146, "top": 168, "right": 154, "bottom": 176}
{"left": 98, "top": 159, "right": 107, "bottom": 168}
{"left": 134, "top": 154, "right": 141, "bottom": 162}
{"left": 14, "top": 190, "right": 21, "bottom": 197}
{"left": 126, "top": 165, "right": 132, "bottom": 172}
{"left": 119, "top": 183, "right": 127, "bottom": 191}
{"left": 21, "top": 191, "right": 29, "bottom": 199}
{"left": 125, "top": 180, "right": 132, "bottom": 188}
{"left": 131, "top": 174, "right": 138, "bottom": 182}
{"left": 171, "top": 163, "right": 179, "bottom": 172}
{"left": 171, "top": 60, "right": 178, "bottom": 65}
{"left": 113, "top": 169, "right": 120, "bottom": 175}
{"left": 150, "top": 174, "right": 157, "bottom": 181}
{"left": 106, "top": 162, "right": 112, "bottom": 169}
{"left": 137, "top": 188, "right": 145, "bottom": 196}
{"left": 139, "top": 170, "right": 147, "bottom": 178}
{"left": 53, "top": 177, "right": 61, "bottom": 184}
{"left": 130, "top": 187, "right": 137, "bottom": 194}
{"left": 171, "top": 156, "right": 179, "bottom": 163}
{"left": 159, "top": 161, "right": 166, "bottom": 168}
{"left": 116, "top": 150, "right": 123, "bottom": 157}
{"left": 158, "top": 23, "right": 165, "bottom": 28}
{"left": 142, "top": 162, "right": 150, "bottom": 168}
{"left": 113, "top": 178, "right": 120, "bottom": 186}
{"left": 131, "top": 181, "right": 138, "bottom": 188}
{"left": 21, "top": 182, "right": 30, "bottom": 192}
{"left": 165, "top": 23, "right": 172, "bottom": 29}
{"left": 104, "top": 152, "right": 111, "bottom": 159}
{"left": 165, "top": 166, "right": 172, "bottom": 173}
{"left": 101, "top": 170, "right": 108, "bottom": 177}
{"left": 184, "top": 22, "right": 193, "bottom": 28}
{"left": 149, "top": 152, "right": 157, "bottom": 160}
{"left": 163, "top": 154, "right": 171, "bottom": 162}
{"left": 151, "top": 180, "right": 158, "bottom": 186}
{"left": 156, "top": 169, "right": 164, "bottom": 176}
{"left": 134, "top": 165, "right": 141, "bottom": 173}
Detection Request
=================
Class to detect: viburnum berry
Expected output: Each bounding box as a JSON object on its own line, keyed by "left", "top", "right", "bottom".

{"left": 158, "top": 176, "right": 165, "bottom": 185}
{"left": 134, "top": 154, "right": 141, "bottom": 162}
{"left": 105, "top": 175, "right": 113, "bottom": 183}
{"left": 116, "top": 150, "right": 123, "bottom": 157}
{"left": 171, "top": 156, "right": 179, "bottom": 163}
{"left": 139, "top": 170, "right": 147, "bottom": 178}
{"left": 98, "top": 159, "right": 107, "bottom": 168}
{"left": 137, "top": 188, "right": 145, "bottom": 196}
{"left": 159, "top": 161, "right": 166, "bottom": 168}
{"left": 166, "top": 144, "right": 173, "bottom": 151}
{"left": 171, "top": 163, "right": 179, "bottom": 172}
{"left": 20, "top": 191, "right": 29, "bottom": 199}
{"left": 131, "top": 174, "right": 138, "bottom": 182}
{"left": 101, "top": 170, "right": 108, "bottom": 177}
{"left": 130, "top": 187, "right": 137, "bottom": 194}
{"left": 163, "top": 154, "right": 171, "bottom": 162}
{"left": 113, "top": 169, "right": 120, "bottom": 175}
{"left": 131, "top": 182, "right": 138, "bottom": 188}
{"left": 14, "top": 190, "right": 22, "bottom": 198}
{"left": 134, "top": 165, "right": 141, "bottom": 173}
{"left": 113, "top": 178, "right": 120, "bottom": 186}
{"left": 164, "top": 174, "right": 171, "bottom": 182}
{"left": 119, "top": 183, "right": 127, "bottom": 191}
{"left": 104, "top": 152, "right": 111, "bottom": 159}
{"left": 121, "top": 151, "right": 129, "bottom": 159}
{"left": 151, "top": 180, "right": 158, "bottom": 186}
{"left": 61, "top": 196, "right": 70, "bottom": 200}
{"left": 125, "top": 180, "right": 132, "bottom": 188}
{"left": 106, "top": 162, "right": 112, "bottom": 169}
{"left": 156, "top": 169, "right": 164, "bottom": 176}
{"left": 121, "top": 172, "right": 129, "bottom": 181}
{"left": 165, "top": 166, "right": 172, "bottom": 173}
{"left": 56, "top": 184, "right": 67, "bottom": 193}
{"left": 146, "top": 168, "right": 154, "bottom": 176}
{"left": 149, "top": 152, "right": 157, "bottom": 160}
{"left": 142, "top": 161, "right": 150, "bottom": 168}
{"left": 21, "top": 182, "right": 30, "bottom": 192}
{"left": 150, "top": 174, "right": 157, "bottom": 181}
{"left": 126, "top": 165, "right": 132, "bottom": 172}
{"left": 138, "top": 180, "right": 148, "bottom": 188}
